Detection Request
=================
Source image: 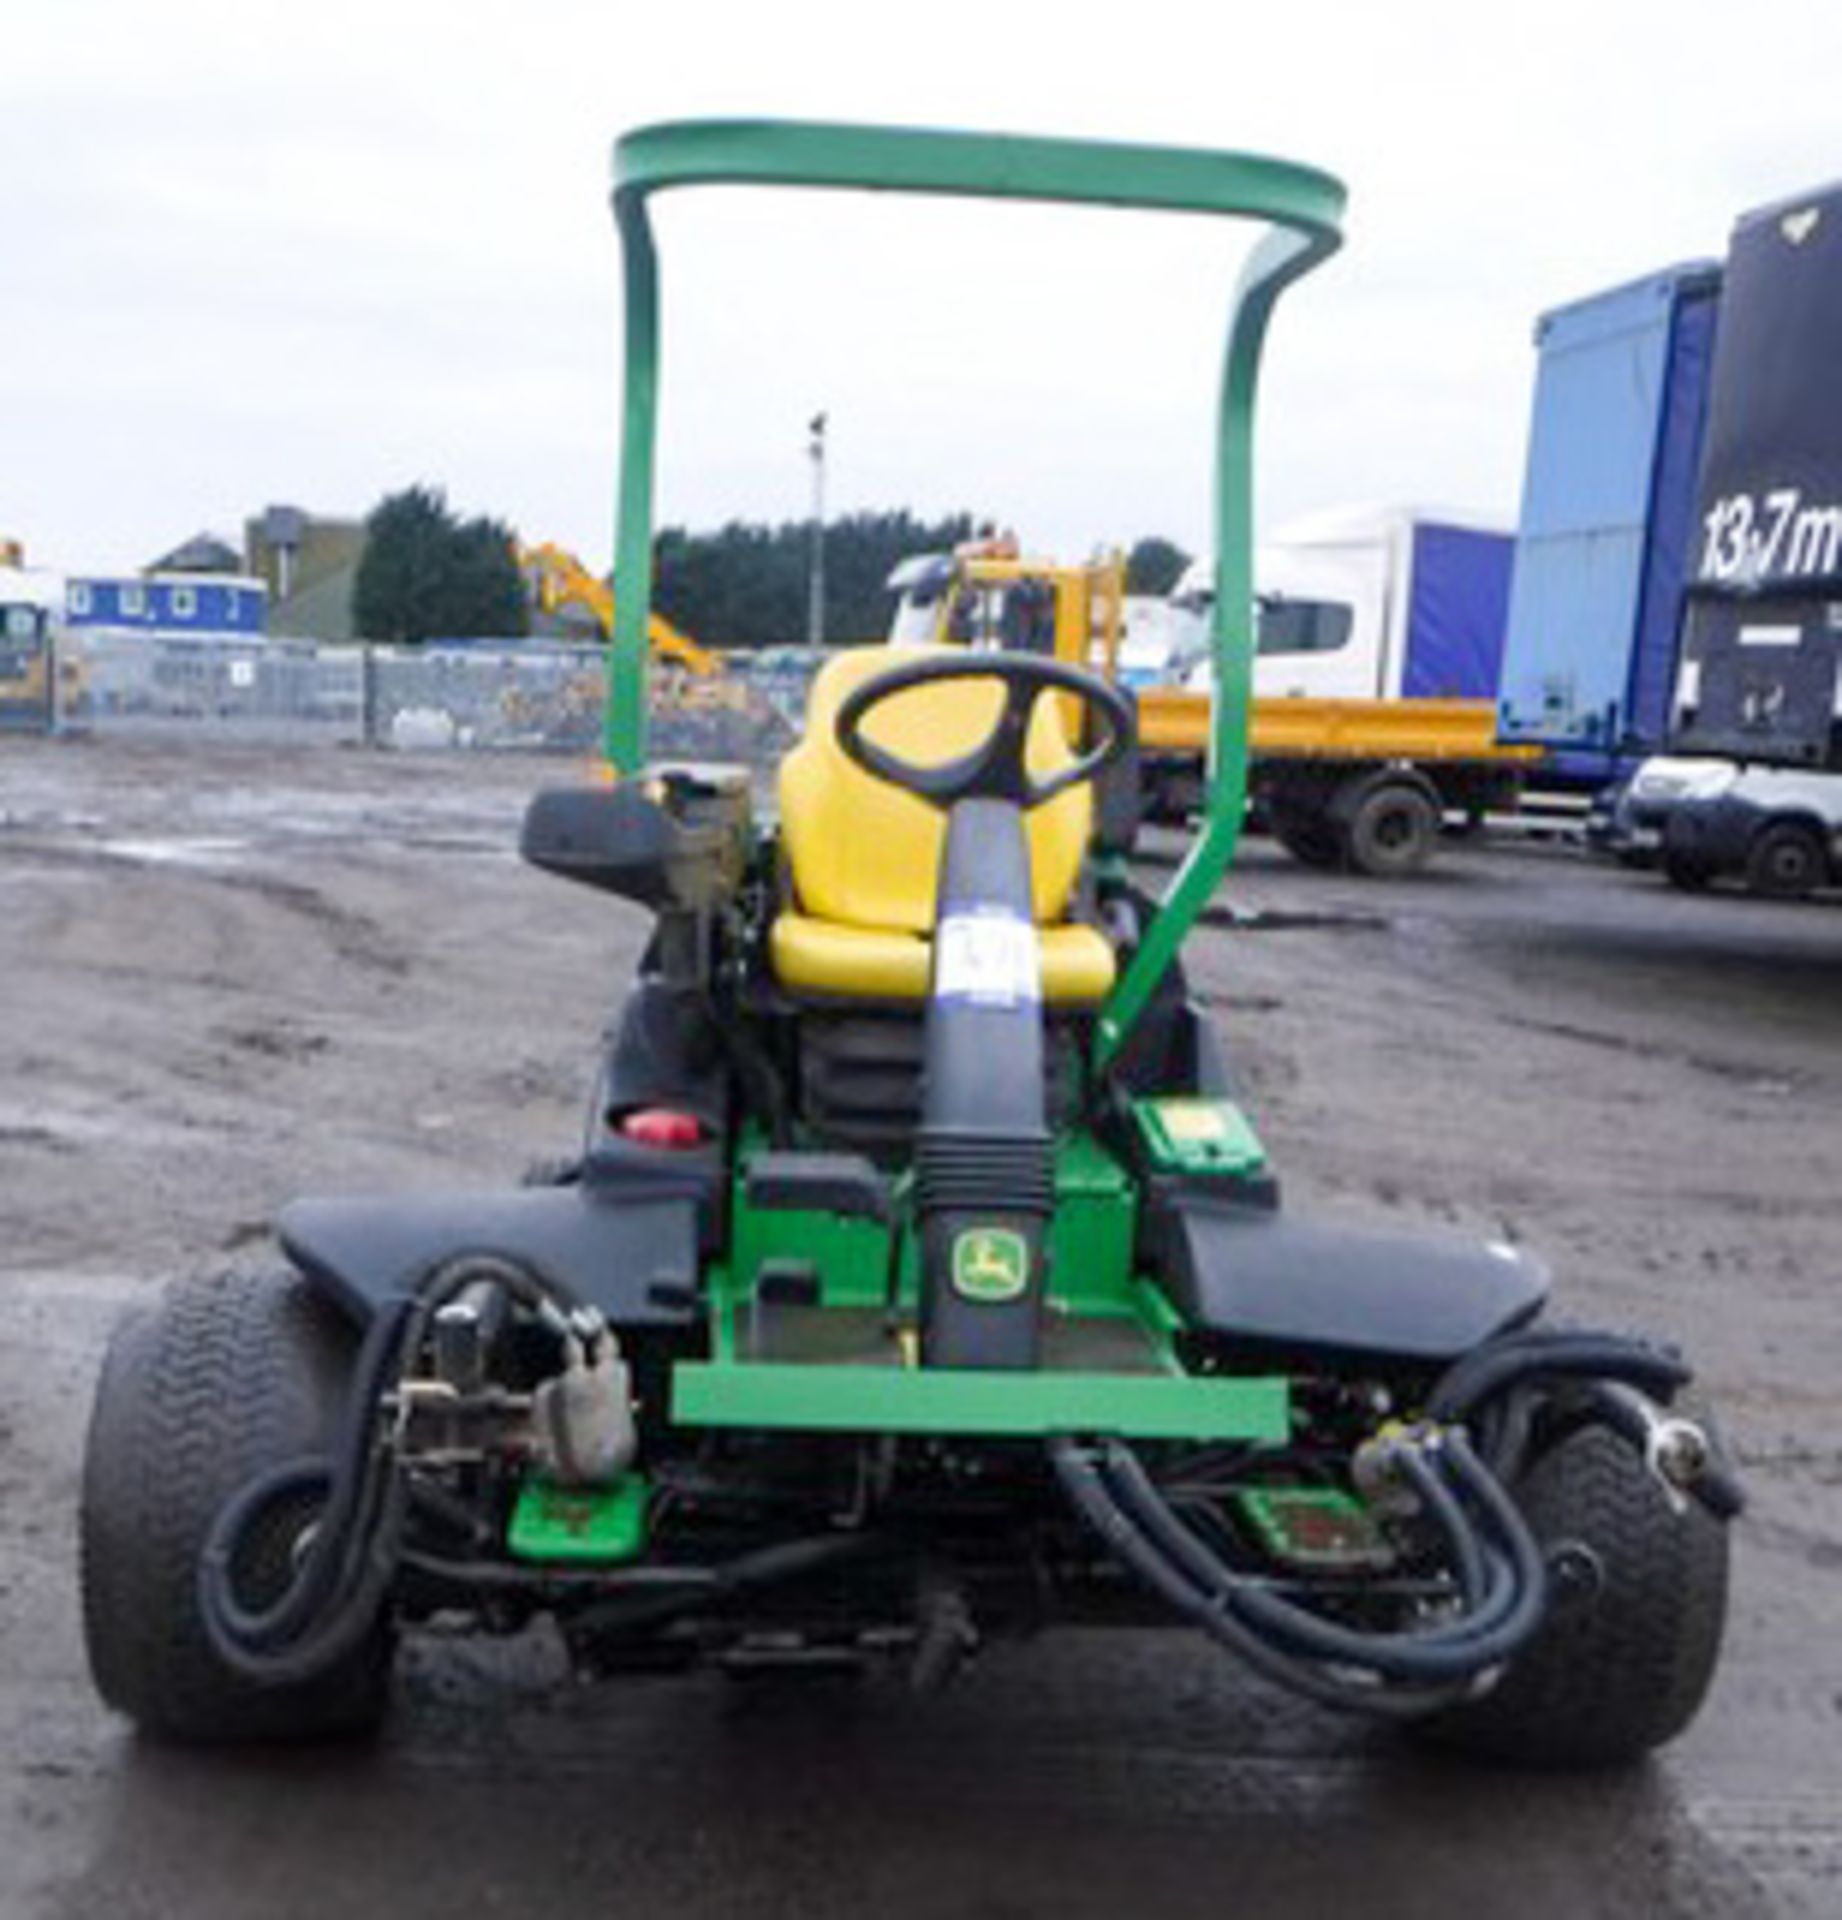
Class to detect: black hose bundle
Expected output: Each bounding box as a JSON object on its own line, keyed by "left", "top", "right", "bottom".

{"left": 198, "top": 1257, "right": 581, "bottom": 1687}
{"left": 1425, "top": 1327, "right": 1690, "bottom": 1425}
{"left": 1050, "top": 1429, "right": 1546, "bottom": 1718}
{"left": 1049, "top": 1323, "right": 1739, "bottom": 1719}
{"left": 1430, "top": 1326, "right": 1742, "bottom": 1520}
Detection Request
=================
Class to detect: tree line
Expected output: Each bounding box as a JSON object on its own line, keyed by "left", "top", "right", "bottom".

{"left": 352, "top": 487, "right": 1191, "bottom": 648}
{"left": 653, "top": 509, "right": 984, "bottom": 647}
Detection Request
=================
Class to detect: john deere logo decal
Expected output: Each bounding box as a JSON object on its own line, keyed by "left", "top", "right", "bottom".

{"left": 951, "top": 1227, "right": 1028, "bottom": 1302}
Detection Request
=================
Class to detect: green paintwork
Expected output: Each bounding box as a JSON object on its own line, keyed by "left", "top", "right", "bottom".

{"left": 1231, "top": 1486, "right": 1393, "bottom": 1572}
{"left": 729, "top": 1149, "right": 893, "bottom": 1312}
{"left": 508, "top": 1473, "right": 649, "bottom": 1564}
{"left": 671, "top": 1359, "right": 1289, "bottom": 1442}
{"left": 1092, "top": 217, "right": 1341, "bottom": 1070}
{"left": 688, "top": 1123, "right": 1254, "bottom": 1435}
{"left": 605, "top": 121, "right": 1344, "bottom": 1061}
{"left": 1044, "top": 1132, "right": 1137, "bottom": 1314}
{"left": 1131, "top": 1097, "right": 1268, "bottom": 1179}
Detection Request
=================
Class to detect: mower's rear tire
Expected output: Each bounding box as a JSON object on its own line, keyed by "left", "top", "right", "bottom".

{"left": 81, "top": 1266, "right": 392, "bottom": 1744}
{"left": 1410, "top": 1420, "right": 1728, "bottom": 1769}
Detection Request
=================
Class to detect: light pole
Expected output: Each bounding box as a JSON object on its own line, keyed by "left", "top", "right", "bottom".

{"left": 806, "top": 411, "right": 827, "bottom": 647}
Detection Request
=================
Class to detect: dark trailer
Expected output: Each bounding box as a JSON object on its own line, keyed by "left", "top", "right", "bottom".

{"left": 1673, "top": 181, "right": 1842, "bottom": 769}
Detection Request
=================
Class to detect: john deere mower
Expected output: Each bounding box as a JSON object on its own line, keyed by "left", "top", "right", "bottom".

{"left": 81, "top": 122, "right": 1738, "bottom": 1766}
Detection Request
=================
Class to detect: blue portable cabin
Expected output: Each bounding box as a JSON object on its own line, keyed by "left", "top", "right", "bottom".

{"left": 65, "top": 573, "right": 268, "bottom": 639}
{"left": 1495, "top": 263, "right": 1721, "bottom": 786}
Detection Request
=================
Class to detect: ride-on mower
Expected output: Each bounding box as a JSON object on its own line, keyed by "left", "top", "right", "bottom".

{"left": 82, "top": 122, "right": 1739, "bottom": 1766}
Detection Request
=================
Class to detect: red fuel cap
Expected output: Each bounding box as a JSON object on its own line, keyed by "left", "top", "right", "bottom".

{"left": 619, "top": 1106, "right": 705, "bottom": 1149}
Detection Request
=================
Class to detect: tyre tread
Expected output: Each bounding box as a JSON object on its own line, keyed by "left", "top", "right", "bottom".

{"left": 80, "top": 1266, "right": 389, "bottom": 1743}
{"left": 1414, "top": 1421, "right": 1728, "bottom": 1768}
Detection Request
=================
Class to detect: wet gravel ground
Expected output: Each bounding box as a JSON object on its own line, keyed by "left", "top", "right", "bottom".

{"left": 1, "top": 735, "right": 1839, "bottom": 1918}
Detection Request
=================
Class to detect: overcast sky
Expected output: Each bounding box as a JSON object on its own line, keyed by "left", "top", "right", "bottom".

{"left": 6, "top": 0, "right": 1840, "bottom": 580}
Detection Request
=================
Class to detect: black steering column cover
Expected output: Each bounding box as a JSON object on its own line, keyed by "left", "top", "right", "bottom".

{"left": 915, "top": 798, "right": 1054, "bottom": 1370}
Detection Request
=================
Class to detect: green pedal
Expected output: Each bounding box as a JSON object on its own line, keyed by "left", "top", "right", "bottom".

{"left": 1232, "top": 1486, "right": 1392, "bottom": 1572}
{"left": 508, "top": 1474, "right": 649, "bottom": 1565}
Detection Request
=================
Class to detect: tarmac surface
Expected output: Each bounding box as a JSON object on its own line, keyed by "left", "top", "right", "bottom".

{"left": 1, "top": 735, "right": 1839, "bottom": 1918}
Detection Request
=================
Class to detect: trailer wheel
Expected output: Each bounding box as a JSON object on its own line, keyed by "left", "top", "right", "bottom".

{"left": 1343, "top": 779, "right": 1439, "bottom": 878}
{"left": 81, "top": 1267, "right": 392, "bottom": 1744}
{"left": 1410, "top": 1419, "right": 1728, "bottom": 1769}
{"left": 1662, "top": 850, "right": 1713, "bottom": 891}
{"left": 1744, "top": 821, "right": 1827, "bottom": 898}
{"left": 1271, "top": 802, "right": 1344, "bottom": 870}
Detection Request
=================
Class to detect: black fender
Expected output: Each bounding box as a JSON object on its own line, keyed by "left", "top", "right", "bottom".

{"left": 278, "top": 1186, "right": 702, "bottom": 1329}
{"left": 1149, "top": 1197, "right": 1550, "bottom": 1365}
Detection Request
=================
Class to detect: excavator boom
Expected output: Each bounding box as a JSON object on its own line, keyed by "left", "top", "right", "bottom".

{"left": 517, "top": 541, "right": 719, "bottom": 676}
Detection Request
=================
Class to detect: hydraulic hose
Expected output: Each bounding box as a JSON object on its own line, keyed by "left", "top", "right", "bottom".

{"left": 198, "top": 1299, "right": 415, "bottom": 1684}
{"left": 563, "top": 1532, "right": 891, "bottom": 1642}
{"left": 1050, "top": 1327, "right": 1737, "bottom": 1718}
{"left": 1395, "top": 1445, "right": 1485, "bottom": 1609}
{"left": 1049, "top": 1424, "right": 1551, "bottom": 1717}
{"left": 1429, "top": 1327, "right": 1741, "bottom": 1520}
{"left": 1426, "top": 1329, "right": 1691, "bottom": 1425}
{"left": 198, "top": 1256, "right": 584, "bottom": 1687}
{"left": 1105, "top": 1434, "right": 1547, "bottom": 1683}
{"left": 1049, "top": 1438, "right": 1469, "bottom": 1719}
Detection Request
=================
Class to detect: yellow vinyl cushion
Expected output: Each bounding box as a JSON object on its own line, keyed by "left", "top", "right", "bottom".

{"left": 771, "top": 912, "right": 1116, "bottom": 1006}
{"left": 777, "top": 645, "right": 1094, "bottom": 934}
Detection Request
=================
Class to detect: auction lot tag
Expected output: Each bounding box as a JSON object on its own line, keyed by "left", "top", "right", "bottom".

{"left": 934, "top": 909, "right": 1040, "bottom": 1008}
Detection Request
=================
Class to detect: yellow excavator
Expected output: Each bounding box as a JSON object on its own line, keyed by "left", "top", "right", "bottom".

{"left": 517, "top": 542, "right": 720, "bottom": 678}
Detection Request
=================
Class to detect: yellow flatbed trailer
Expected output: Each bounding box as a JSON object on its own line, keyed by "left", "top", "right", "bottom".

{"left": 1136, "top": 687, "right": 1539, "bottom": 875}
{"left": 1138, "top": 689, "right": 1530, "bottom": 760}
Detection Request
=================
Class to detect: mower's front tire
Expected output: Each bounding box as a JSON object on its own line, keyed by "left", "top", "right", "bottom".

{"left": 1410, "top": 1420, "right": 1728, "bottom": 1769}
{"left": 81, "top": 1266, "right": 392, "bottom": 1744}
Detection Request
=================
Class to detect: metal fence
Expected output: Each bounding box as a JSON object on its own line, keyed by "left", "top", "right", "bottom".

{"left": 19, "top": 633, "right": 824, "bottom": 773}
{"left": 67, "top": 633, "right": 365, "bottom": 742}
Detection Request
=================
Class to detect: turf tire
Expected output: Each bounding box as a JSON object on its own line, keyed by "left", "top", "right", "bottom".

{"left": 1411, "top": 1419, "right": 1728, "bottom": 1768}
{"left": 81, "top": 1266, "right": 391, "bottom": 1743}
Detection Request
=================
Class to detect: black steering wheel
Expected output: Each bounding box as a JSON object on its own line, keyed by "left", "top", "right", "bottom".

{"left": 833, "top": 652, "right": 1134, "bottom": 812}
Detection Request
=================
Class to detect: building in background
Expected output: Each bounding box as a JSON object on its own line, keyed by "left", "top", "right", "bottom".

{"left": 245, "top": 504, "right": 365, "bottom": 640}
{"left": 64, "top": 572, "right": 267, "bottom": 639}
{"left": 148, "top": 532, "right": 245, "bottom": 576}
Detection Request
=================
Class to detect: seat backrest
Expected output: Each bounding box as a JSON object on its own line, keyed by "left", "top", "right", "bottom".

{"left": 778, "top": 645, "right": 1095, "bottom": 934}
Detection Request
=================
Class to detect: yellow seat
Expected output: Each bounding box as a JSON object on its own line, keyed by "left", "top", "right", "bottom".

{"left": 771, "top": 912, "right": 1116, "bottom": 1005}
{"left": 772, "top": 645, "right": 1116, "bottom": 1005}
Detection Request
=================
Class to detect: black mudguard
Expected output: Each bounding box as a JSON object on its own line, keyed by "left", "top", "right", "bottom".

{"left": 1151, "top": 1197, "right": 1549, "bottom": 1365}
{"left": 278, "top": 1187, "right": 701, "bottom": 1329}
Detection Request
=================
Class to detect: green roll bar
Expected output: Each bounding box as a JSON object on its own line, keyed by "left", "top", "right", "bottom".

{"left": 606, "top": 119, "right": 1344, "bottom": 1067}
